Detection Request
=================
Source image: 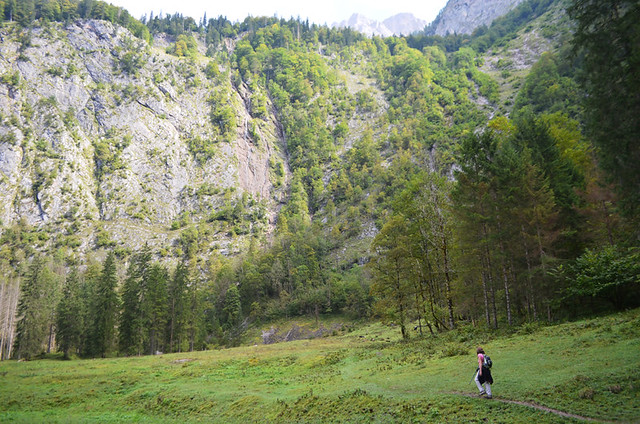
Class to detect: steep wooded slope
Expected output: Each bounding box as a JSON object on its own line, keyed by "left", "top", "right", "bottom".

{"left": 0, "top": 20, "right": 286, "bottom": 255}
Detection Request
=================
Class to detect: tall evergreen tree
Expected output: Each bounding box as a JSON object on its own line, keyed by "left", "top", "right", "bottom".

{"left": 222, "top": 284, "right": 241, "bottom": 330}
{"left": 167, "top": 261, "right": 189, "bottom": 353}
{"left": 144, "top": 264, "right": 168, "bottom": 355}
{"left": 88, "top": 252, "right": 119, "bottom": 358}
{"left": 78, "top": 261, "right": 101, "bottom": 357}
{"left": 512, "top": 115, "right": 583, "bottom": 256}
{"left": 452, "top": 131, "right": 500, "bottom": 327}
{"left": 568, "top": 0, "right": 640, "bottom": 224}
{"left": 185, "top": 265, "right": 206, "bottom": 352}
{"left": 13, "top": 256, "right": 58, "bottom": 360}
{"left": 119, "top": 249, "right": 151, "bottom": 356}
{"left": 56, "top": 268, "right": 84, "bottom": 359}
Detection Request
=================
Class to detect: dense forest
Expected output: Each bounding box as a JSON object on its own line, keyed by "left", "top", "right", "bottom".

{"left": 0, "top": 0, "right": 638, "bottom": 361}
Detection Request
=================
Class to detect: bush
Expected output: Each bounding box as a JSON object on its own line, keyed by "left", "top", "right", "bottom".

{"left": 441, "top": 344, "right": 468, "bottom": 358}
{"left": 560, "top": 246, "right": 640, "bottom": 310}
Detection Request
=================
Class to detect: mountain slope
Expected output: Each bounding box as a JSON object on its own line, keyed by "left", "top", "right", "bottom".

{"left": 427, "top": 0, "right": 527, "bottom": 35}
{"left": 477, "top": 0, "right": 573, "bottom": 114}
{"left": 0, "top": 20, "right": 285, "bottom": 254}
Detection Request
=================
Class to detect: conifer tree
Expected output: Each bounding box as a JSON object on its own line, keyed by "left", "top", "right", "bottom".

{"left": 222, "top": 284, "right": 241, "bottom": 330}
{"left": 56, "top": 268, "right": 84, "bottom": 359}
{"left": 144, "top": 264, "right": 168, "bottom": 355}
{"left": 13, "top": 256, "right": 57, "bottom": 360}
{"left": 452, "top": 131, "right": 500, "bottom": 327}
{"left": 568, "top": 0, "right": 640, "bottom": 223}
{"left": 512, "top": 115, "right": 584, "bottom": 257}
{"left": 185, "top": 266, "right": 206, "bottom": 351}
{"left": 167, "top": 261, "right": 189, "bottom": 353}
{"left": 119, "top": 250, "right": 151, "bottom": 356}
{"left": 79, "top": 261, "right": 101, "bottom": 356}
{"left": 88, "top": 252, "right": 119, "bottom": 358}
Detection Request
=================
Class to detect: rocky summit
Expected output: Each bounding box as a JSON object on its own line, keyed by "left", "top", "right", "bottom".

{"left": 333, "top": 13, "right": 427, "bottom": 37}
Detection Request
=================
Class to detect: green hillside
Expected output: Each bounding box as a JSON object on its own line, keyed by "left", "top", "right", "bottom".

{"left": 1, "top": 309, "right": 639, "bottom": 422}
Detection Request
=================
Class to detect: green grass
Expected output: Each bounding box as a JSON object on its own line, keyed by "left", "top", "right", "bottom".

{"left": 1, "top": 310, "right": 639, "bottom": 423}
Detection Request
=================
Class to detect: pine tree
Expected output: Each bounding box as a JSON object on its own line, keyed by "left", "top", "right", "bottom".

{"left": 568, "top": 0, "right": 640, "bottom": 223}
{"left": 452, "top": 131, "right": 500, "bottom": 328}
{"left": 78, "top": 261, "right": 101, "bottom": 357}
{"left": 222, "top": 285, "right": 241, "bottom": 330}
{"left": 512, "top": 115, "right": 583, "bottom": 256}
{"left": 144, "top": 264, "right": 168, "bottom": 355}
{"left": 56, "top": 268, "right": 84, "bottom": 359}
{"left": 185, "top": 265, "right": 205, "bottom": 352}
{"left": 13, "top": 256, "right": 58, "bottom": 359}
{"left": 88, "top": 252, "right": 119, "bottom": 358}
{"left": 119, "top": 250, "right": 150, "bottom": 356}
{"left": 167, "top": 261, "right": 189, "bottom": 353}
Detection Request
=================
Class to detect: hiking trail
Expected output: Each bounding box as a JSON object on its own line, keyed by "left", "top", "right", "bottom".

{"left": 450, "top": 392, "right": 613, "bottom": 423}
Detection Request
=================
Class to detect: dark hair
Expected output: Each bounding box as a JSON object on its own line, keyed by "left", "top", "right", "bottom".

{"left": 476, "top": 347, "right": 485, "bottom": 354}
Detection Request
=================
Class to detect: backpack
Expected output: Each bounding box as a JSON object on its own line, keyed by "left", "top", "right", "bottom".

{"left": 483, "top": 355, "right": 493, "bottom": 369}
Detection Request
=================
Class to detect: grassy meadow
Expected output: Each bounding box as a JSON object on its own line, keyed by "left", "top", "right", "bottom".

{"left": 1, "top": 309, "right": 639, "bottom": 423}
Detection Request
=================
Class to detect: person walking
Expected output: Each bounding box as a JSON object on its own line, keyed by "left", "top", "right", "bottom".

{"left": 474, "top": 346, "right": 493, "bottom": 398}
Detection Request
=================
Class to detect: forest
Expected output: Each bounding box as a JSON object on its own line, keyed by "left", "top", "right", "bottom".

{"left": 0, "top": 0, "right": 638, "bottom": 361}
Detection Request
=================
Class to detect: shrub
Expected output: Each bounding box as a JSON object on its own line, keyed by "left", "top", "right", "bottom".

{"left": 560, "top": 246, "right": 640, "bottom": 310}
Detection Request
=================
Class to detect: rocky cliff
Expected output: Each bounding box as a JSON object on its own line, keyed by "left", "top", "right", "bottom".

{"left": 427, "top": 0, "right": 527, "bottom": 35}
{"left": 333, "top": 13, "right": 427, "bottom": 37}
{"left": 0, "top": 20, "right": 287, "bottom": 255}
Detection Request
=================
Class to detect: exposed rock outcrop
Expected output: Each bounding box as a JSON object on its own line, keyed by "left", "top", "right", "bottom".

{"left": 0, "top": 20, "right": 287, "bottom": 254}
{"left": 427, "top": 0, "right": 527, "bottom": 36}
{"left": 333, "top": 13, "right": 427, "bottom": 37}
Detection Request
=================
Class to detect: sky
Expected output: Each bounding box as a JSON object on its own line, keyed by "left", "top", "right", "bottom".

{"left": 107, "top": 0, "right": 449, "bottom": 26}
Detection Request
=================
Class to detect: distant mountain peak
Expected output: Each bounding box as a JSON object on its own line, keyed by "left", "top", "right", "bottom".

{"left": 333, "top": 13, "right": 427, "bottom": 37}
{"left": 384, "top": 13, "right": 428, "bottom": 36}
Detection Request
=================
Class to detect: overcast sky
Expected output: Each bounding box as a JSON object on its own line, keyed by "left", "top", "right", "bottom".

{"left": 107, "top": 0, "right": 449, "bottom": 26}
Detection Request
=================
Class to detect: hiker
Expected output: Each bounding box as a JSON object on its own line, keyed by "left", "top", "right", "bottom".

{"left": 474, "top": 346, "right": 493, "bottom": 398}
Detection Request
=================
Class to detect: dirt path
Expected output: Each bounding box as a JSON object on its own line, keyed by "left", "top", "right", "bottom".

{"left": 450, "top": 392, "right": 612, "bottom": 422}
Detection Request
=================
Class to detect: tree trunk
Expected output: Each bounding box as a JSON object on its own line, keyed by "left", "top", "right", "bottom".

{"left": 441, "top": 238, "right": 455, "bottom": 330}
{"left": 490, "top": 279, "right": 498, "bottom": 329}
{"left": 536, "top": 225, "right": 548, "bottom": 319}
{"left": 500, "top": 257, "right": 512, "bottom": 326}
{"left": 47, "top": 323, "right": 55, "bottom": 354}
{"left": 3, "top": 283, "right": 19, "bottom": 360}
{"left": 0, "top": 281, "right": 6, "bottom": 360}
{"left": 521, "top": 229, "right": 538, "bottom": 321}
{"left": 483, "top": 244, "right": 498, "bottom": 329}
{"left": 481, "top": 223, "right": 498, "bottom": 328}
{"left": 395, "top": 258, "right": 407, "bottom": 339}
{"left": 412, "top": 269, "right": 424, "bottom": 336}
{"left": 480, "top": 256, "right": 491, "bottom": 328}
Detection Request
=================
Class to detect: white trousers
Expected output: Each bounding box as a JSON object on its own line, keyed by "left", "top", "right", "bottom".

{"left": 475, "top": 370, "right": 492, "bottom": 396}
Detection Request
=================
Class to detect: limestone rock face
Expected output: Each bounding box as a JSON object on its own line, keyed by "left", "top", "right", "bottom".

{"left": 333, "top": 14, "right": 394, "bottom": 37}
{"left": 427, "top": 0, "right": 527, "bottom": 36}
{"left": 0, "top": 20, "right": 286, "bottom": 254}
{"left": 332, "top": 13, "right": 427, "bottom": 37}
{"left": 383, "top": 13, "right": 428, "bottom": 36}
